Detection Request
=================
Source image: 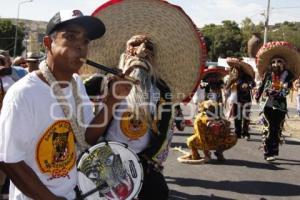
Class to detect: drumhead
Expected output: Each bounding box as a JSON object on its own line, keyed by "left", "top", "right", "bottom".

{"left": 77, "top": 141, "right": 143, "bottom": 200}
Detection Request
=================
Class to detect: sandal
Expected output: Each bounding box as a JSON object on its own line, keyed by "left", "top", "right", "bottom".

{"left": 177, "top": 154, "right": 206, "bottom": 164}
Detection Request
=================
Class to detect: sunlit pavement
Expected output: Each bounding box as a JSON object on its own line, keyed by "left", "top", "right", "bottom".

{"left": 164, "top": 103, "right": 300, "bottom": 200}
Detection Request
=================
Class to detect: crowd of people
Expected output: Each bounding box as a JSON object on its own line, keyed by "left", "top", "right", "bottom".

{"left": 0, "top": 3, "right": 300, "bottom": 200}
{"left": 0, "top": 4, "right": 190, "bottom": 199}
{"left": 183, "top": 41, "right": 300, "bottom": 163}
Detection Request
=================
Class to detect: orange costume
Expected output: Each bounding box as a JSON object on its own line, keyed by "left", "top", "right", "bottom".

{"left": 187, "top": 111, "right": 236, "bottom": 152}
{"left": 178, "top": 100, "right": 237, "bottom": 164}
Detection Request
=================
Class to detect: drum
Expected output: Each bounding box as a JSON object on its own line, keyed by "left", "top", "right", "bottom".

{"left": 77, "top": 141, "right": 143, "bottom": 200}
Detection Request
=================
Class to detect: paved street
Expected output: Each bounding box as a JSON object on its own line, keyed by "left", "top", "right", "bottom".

{"left": 164, "top": 103, "right": 300, "bottom": 200}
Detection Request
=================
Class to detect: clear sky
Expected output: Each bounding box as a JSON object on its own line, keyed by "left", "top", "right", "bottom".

{"left": 1, "top": 0, "right": 300, "bottom": 27}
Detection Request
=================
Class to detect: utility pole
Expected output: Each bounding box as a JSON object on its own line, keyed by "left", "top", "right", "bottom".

{"left": 263, "top": 0, "right": 271, "bottom": 44}
{"left": 13, "top": 0, "right": 33, "bottom": 58}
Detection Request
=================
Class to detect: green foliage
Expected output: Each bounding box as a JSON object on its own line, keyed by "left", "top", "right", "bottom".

{"left": 240, "top": 18, "right": 264, "bottom": 56}
{"left": 0, "top": 19, "right": 25, "bottom": 56}
{"left": 202, "top": 20, "right": 242, "bottom": 61}
{"left": 201, "top": 18, "right": 300, "bottom": 61}
{"left": 268, "top": 22, "right": 300, "bottom": 49}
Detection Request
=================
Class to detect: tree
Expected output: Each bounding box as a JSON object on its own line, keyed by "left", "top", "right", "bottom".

{"left": 201, "top": 24, "right": 219, "bottom": 60}
{"left": 0, "top": 19, "right": 25, "bottom": 56}
{"left": 201, "top": 19, "right": 300, "bottom": 61}
{"left": 240, "top": 17, "right": 263, "bottom": 56}
{"left": 269, "top": 21, "right": 300, "bottom": 49}
{"left": 201, "top": 21, "right": 243, "bottom": 61}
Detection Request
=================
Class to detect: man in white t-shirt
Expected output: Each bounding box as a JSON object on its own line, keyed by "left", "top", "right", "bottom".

{"left": 0, "top": 10, "right": 131, "bottom": 200}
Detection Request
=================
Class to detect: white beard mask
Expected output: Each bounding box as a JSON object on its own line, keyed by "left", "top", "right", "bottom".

{"left": 119, "top": 54, "right": 158, "bottom": 125}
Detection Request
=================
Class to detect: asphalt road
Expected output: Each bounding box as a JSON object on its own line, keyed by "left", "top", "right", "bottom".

{"left": 164, "top": 105, "right": 300, "bottom": 200}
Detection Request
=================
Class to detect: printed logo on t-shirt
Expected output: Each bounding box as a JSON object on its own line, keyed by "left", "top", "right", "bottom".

{"left": 120, "top": 111, "right": 148, "bottom": 140}
{"left": 36, "top": 120, "right": 76, "bottom": 179}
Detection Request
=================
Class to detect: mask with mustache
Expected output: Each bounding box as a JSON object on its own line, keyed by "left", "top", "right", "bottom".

{"left": 119, "top": 35, "right": 159, "bottom": 125}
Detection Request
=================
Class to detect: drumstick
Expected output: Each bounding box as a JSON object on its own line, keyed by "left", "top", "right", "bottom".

{"left": 75, "top": 183, "right": 107, "bottom": 200}
{"left": 80, "top": 58, "right": 139, "bottom": 84}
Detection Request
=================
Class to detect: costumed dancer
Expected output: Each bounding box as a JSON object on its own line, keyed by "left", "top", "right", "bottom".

{"left": 200, "top": 65, "right": 227, "bottom": 104}
{"left": 177, "top": 66, "right": 237, "bottom": 163}
{"left": 255, "top": 41, "right": 300, "bottom": 161}
{"left": 293, "top": 76, "right": 300, "bottom": 116}
{"left": 177, "top": 100, "right": 236, "bottom": 163}
{"left": 83, "top": 0, "right": 206, "bottom": 199}
{"left": 225, "top": 58, "right": 255, "bottom": 139}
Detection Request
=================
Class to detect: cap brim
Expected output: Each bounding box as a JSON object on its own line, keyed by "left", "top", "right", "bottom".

{"left": 202, "top": 67, "right": 228, "bottom": 80}
{"left": 49, "top": 16, "right": 106, "bottom": 40}
{"left": 68, "top": 16, "right": 105, "bottom": 40}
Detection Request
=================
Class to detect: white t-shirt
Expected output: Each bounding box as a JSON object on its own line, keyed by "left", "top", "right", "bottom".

{"left": 192, "top": 86, "right": 205, "bottom": 104}
{"left": 1, "top": 75, "right": 16, "bottom": 92}
{"left": 0, "top": 75, "right": 16, "bottom": 115}
{"left": 105, "top": 100, "right": 150, "bottom": 153}
{"left": 0, "top": 72, "right": 94, "bottom": 200}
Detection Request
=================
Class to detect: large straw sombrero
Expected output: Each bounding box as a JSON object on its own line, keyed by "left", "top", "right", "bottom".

{"left": 86, "top": 0, "right": 207, "bottom": 102}
{"left": 256, "top": 41, "right": 300, "bottom": 78}
{"left": 226, "top": 58, "right": 255, "bottom": 79}
{"left": 201, "top": 66, "right": 228, "bottom": 81}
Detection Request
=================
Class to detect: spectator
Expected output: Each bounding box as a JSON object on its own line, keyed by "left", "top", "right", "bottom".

{"left": 13, "top": 56, "right": 27, "bottom": 68}
{"left": 25, "top": 52, "right": 41, "bottom": 72}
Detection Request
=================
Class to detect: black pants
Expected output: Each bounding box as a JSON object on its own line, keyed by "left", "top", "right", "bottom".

{"left": 138, "top": 158, "right": 169, "bottom": 200}
{"left": 0, "top": 177, "right": 9, "bottom": 194}
{"left": 233, "top": 103, "right": 251, "bottom": 137}
{"left": 263, "top": 107, "right": 286, "bottom": 157}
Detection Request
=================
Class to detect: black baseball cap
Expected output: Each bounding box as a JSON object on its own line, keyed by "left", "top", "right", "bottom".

{"left": 46, "top": 10, "right": 105, "bottom": 40}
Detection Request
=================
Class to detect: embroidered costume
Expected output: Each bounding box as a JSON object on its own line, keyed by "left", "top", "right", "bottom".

{"left": 225, "top": 58, "right": 255, "bottom": 139}
{"left": 177, "top": 67, "right": 236, "bottom": 164}
{"left": 255, "top": 41, "right": 300, "bottom": 161}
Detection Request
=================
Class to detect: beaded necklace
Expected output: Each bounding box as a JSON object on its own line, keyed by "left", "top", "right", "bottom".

{"left": 40, "top": 61, "right": 90, "bottom": 151}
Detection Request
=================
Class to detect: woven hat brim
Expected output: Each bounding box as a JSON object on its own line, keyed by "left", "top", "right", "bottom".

{"left": 227, "top": 60, "right": 255, "bottom": 79}
{"left": 25, "top": 58, "right": 39, "bottom": 61}
{"left": 86, "top": 0, "right": 206, "bottom": 102}
{"left": 202, "top": 67, "right": 228, "bottom": 80}
{"left": 256, "top": 42, "right": 300, "bottom": 79}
